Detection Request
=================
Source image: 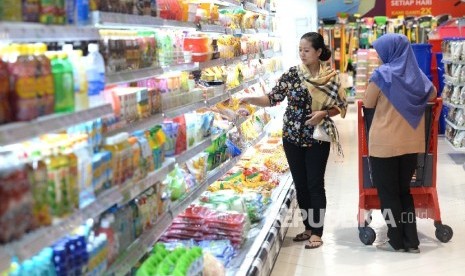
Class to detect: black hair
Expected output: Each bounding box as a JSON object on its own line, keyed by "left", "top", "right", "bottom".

{"left": 300, "top": 32, "right": 331, "bottom": 61}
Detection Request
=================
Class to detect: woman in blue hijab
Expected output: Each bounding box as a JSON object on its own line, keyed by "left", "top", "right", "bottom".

{"left": 363, "top": 33, "right": 437, "bottom": 253}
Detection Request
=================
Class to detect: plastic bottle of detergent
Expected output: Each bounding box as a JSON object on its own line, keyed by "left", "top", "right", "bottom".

{"left": 85, "top": 43, "right": 106, "bottom": 108}
{"left": 51, "top": 52, "right": 75, "bottom": 113}
{"left": 63, "top": 44, "right": 89, "bottom": 110}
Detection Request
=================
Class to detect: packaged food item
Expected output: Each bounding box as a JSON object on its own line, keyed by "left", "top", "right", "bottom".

{"left": 172, "top": 116, "right": 187, "bottom": 155}
{"left": 23, "top": 0, "right": 40, "bottom": 22}
{"left": 162, "top": 122, "right": 179, "bottom": 157}
{"left": 147, "top": 125, "right": 166, "bottom": 169}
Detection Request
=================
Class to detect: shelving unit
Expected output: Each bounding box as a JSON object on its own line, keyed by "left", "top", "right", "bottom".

{"left": 107, "top": 134, "right": 263, "bottom": 275}
{"left": 441, "top": 39, "right": 465, "bottom": 171}
{"left": 0, "top": 22, "right": 100, "bottom": 42}
{"left": 0, "top": 2, "right": 287, "bottom": 275}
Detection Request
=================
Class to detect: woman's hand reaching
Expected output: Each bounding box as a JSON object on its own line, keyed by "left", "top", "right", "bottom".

{"left": 304, "top": 111, "right": 326, "bottom": 126}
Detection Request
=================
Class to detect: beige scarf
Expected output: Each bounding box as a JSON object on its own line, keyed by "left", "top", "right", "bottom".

{"left": 297, "top": 63, "right": 347, "bottom": 156}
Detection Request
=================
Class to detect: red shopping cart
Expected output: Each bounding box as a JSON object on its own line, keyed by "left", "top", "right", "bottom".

{"left": 357, "top": 98, "right": 453, "bottom": 245}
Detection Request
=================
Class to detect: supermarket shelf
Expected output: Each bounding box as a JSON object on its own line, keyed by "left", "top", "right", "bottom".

{"left": 92, "top": 11, "right": 197, "bottom": 29}
{"left": 175, "top": 138, "right": 212, "bottom": 165}
{"left": 162, "top": 62, "right": 199, "bottom": 73}
{"left": 207, "top": 91, "right": 231, "bottom": 106}
{"left": 107, "top": 126, "right": 269, "bottom": 275}
{"left": 445, "top": 118, "right": 465, "bottom": 130}
{"left": 227, "top": 173, "right": 294, "bottom": 275}
{"left": 443, "top": 100, "right": 465, "bottom": 109}
{"left": 106, "top": 63, "right": 199, "bottom": 85}
{"left": 225, "top": 55, "right": 248, "bottom": 65}
{"left": 106, "top": 67, "right": 164, "bottom": 85}
{"left": 0, "top": 186, "right": 123, "bottom": 266}
{"left": 119, "top": 160, "right": 176, "bottom": 205}
{"left": 200, "top": 24, "right": 227, "bottom": 33}
{"left": 445, "top": 139, "right": 465, "bottom": 152}
{"left": 198, "top": 58, "right": 226, "bottom": 69}
{"left": 107, "top": 155, "right": 242, "bottom": 275}
{"left": 0, "top": 22, "right": 100, "bottom": 42}
{"left": 226, "top": 28, "right": 243, "bottom": 35}
{"left": 105, "top": 113, "right": 164, "bottom": 137}
{"left": 243, "top": 1, "right": 269, "bottom": 14}
{"left": 0, "top": 104, "right": 113, "bottom": 146}
{"left": 163, "top": 100, "right": 206, "bottom": 118}
{"left": 227, "top": 84, "right": 245, "bottom": 95}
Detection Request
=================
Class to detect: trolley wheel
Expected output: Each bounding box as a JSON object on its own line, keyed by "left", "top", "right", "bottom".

{"left": 435, "top": 224, "right": 453, "bottom": 243}
{"left": 359, "top": 227, "right": 376, "bottom": 245}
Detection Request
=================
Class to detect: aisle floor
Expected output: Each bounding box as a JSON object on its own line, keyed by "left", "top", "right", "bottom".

{"left": 270, "top": 104, "right": 465, "bottom": 276}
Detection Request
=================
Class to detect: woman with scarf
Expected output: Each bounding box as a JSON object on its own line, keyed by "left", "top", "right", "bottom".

{"left": 363, "top": 34, "right": 437, "bottom": 253}
{"left": 241, "top": 32, "right": 347, "bottom": 249}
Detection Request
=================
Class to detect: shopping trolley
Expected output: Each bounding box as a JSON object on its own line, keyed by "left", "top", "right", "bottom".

{"left": 357, "top": 98, "right": 453, "bottom": 245}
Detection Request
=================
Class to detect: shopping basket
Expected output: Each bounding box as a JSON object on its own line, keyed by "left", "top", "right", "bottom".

{"left": 357, "top": 98, "right": 453, "bottom": 245}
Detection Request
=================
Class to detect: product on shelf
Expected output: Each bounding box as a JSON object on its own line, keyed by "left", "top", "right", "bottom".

{"left": 136, "top": 243, "right": 204, "bottom": 276}
{"left": 86, "top": 43, "right": 106, "bottom": 107}
{"left": 441, "top": 38, "right": 465, "bottom": 149}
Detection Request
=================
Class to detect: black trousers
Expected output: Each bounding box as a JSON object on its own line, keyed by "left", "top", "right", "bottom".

{"left": 283, "top": 139, "right": 330, "bottom": 237}
{"left": 370, "top": 154, "right": 420, "bottom": 250}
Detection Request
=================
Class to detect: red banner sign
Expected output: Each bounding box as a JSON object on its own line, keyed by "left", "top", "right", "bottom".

{"left": 386, "top": 0, "right": 465, "bottom": 17}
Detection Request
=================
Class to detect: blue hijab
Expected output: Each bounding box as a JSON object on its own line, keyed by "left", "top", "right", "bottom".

{"left": 370, "top": 33, "right": 433, "bottom": 129}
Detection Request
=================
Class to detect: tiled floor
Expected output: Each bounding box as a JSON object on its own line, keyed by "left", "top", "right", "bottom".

{"left": 271, "top": 104, "right": 465, "bottom": 276}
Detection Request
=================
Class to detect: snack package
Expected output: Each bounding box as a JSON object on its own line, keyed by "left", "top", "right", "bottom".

{"left": 173, "top": 116, "right": 187, "bottom": 155}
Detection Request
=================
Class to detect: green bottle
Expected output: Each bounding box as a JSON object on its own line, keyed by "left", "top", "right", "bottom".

{"left": 51, "top": 53, "right": 75, "bottom": 113}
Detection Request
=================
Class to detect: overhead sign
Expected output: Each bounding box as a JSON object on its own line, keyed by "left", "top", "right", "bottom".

{"left": 386, "top": 0, "right": 465, "bottom": 17}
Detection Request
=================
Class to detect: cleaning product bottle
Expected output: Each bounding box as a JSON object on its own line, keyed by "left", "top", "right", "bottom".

{"left": 34, "top": 43, "right": 55, "bottom": 116}
{"left": 85, "top": 43, "right": 106, "bottom": 108}
{"left": 63, "top": 44, "right": 89, "bottom": 110}
{"left": 51, "top": 52, "right": 75, "bottom": 113}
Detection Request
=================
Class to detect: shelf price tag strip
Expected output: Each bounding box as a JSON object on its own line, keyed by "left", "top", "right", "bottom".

{"left": 0, "top": 104, "right": 113, "bottom": 146}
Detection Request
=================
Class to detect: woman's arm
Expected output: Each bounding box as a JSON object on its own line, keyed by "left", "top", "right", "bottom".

{"left": 241, "top": 95, "right": 271, "bottom": 107}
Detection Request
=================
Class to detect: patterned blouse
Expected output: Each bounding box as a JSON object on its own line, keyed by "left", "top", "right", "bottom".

{"left": 267, "top": 66, "right": 316, "bottom": 147}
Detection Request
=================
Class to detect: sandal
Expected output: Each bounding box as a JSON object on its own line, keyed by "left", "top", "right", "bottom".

{"left": 293, "top": 232, "right": 311, "bottom": 242}
{"left": 305, "top": 236, "right": 323, "bottom": 249}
